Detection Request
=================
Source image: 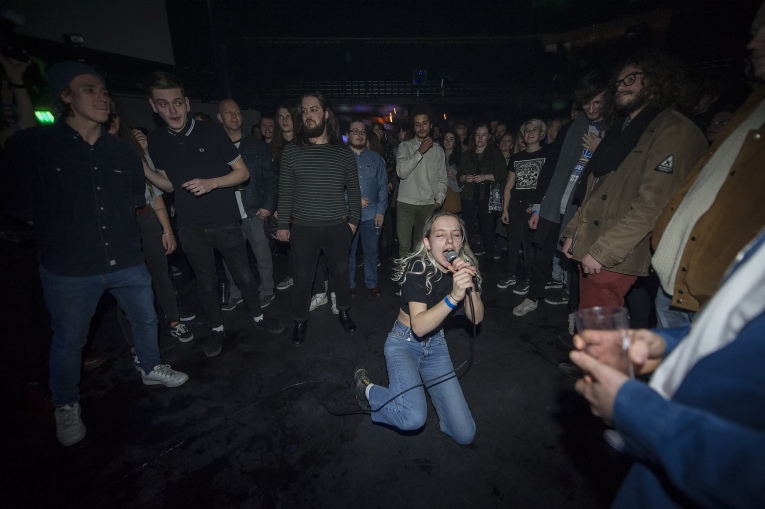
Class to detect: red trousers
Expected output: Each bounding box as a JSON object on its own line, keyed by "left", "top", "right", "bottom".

{"left": 578, "top": 266, "right": 638, "bottom": 310}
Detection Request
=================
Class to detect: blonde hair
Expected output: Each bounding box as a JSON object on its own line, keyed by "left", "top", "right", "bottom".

{"left": 393, "top": 211, "right": 482, "bottom": 293}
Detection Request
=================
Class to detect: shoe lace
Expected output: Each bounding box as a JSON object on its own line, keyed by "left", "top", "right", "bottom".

{"left": 57, "top": 405, "right": 78, "bottom": 425}
{"left": 149, "top": 364, "right": 175, "bottom": 378}
{"left": 173, "top": 324, "right": 188, "bottom": 334}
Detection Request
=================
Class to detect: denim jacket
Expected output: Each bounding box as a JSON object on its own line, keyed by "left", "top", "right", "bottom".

{"left": 239, "top": 136, "right": 278, "bottom": 215}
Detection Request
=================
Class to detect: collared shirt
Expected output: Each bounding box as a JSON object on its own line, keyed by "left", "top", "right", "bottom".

{"left": 396, "top": 137, "right": 447, "bottom": 206}
{"left": 353, "top": 148, "right": 388, "bottom": 222}
{"left": 148, "top": 118, "right": 243, "bottom": 229}
{"left": 4, "top": 121, "right": 145, "bottom": 276}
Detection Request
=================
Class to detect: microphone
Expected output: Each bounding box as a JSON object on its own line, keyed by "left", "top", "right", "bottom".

{"left": 445, "top": 250, "right": 476, "bottom": 293}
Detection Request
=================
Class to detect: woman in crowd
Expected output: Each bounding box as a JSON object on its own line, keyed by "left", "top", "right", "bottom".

{"left": 440, "top": 129, "right": 463, "bottom": 214}
{"left": 353, "top": 211, "right": 483, "bottom": 445}
{"left": 456, "top": 122, "right": 507, "bottom": 268}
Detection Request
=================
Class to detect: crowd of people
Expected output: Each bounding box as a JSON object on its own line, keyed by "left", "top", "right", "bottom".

{"left": 2, "top": 4, "right": 765, "bottom": 506}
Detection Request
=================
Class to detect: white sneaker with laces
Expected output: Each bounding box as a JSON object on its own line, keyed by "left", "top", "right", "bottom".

{"left": 141, "top": 364, "right": 189, "bottom": 387}
{"left": 55, "top": 403, "right": 86, "bottom": 446}
{"left": 170, "top": 323, "right": 194, "bottom": 342}
{"left": 309, "top": 292, "right": 328, "bottom": 311}
{"left": 330, "top": 292, "right": 339, "bottom": 314}
{"left": 512, "top": 298, "right": 538, "bottom": 316}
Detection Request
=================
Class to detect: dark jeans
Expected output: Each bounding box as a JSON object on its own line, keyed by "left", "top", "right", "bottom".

{"left": 291, "top": 222, "right": 353, "bottom": 322}
{"left": 179, "top": 222, "right": 262, "bottom": 328}
{"left": 349, "top": 219, "right": 380, "bottom": 289}
{"left": 528, "top": 217, "right": 561, "bottom": 301}
{"left": 461, "top": 198, "right": 497, "bottom": 259}
{"left": 40, "top": 264, "right": 160, "bottom": 406}
{"left": 505, "top": 201, "right": 532, "bottom": 277}
{"left": 118, "top": 212, "right": 180, "bottom": 346}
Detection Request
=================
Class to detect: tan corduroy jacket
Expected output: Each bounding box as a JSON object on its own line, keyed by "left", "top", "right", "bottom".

{"left": 562, "top": 107, "right": 707, "bottom": 276}
{"left": 651, "top": 87, "right": 765, "bottom": 312}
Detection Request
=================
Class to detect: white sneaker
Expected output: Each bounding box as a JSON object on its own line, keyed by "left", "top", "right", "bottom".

{"left": 512, "top": 298, "right": 538, "bottom": 316}
{"left": 276, "top": 276, "right": 294, "bottom": 290}
{"left": 330, "top": 292, "right": 339, "bottom": 314}
{"left": 141, "top": 364, "right": 189, "bottom": 387}
{"left": 309, "top": 292, "right": 328, "bottom": 311}
{"left": 568, "top": 312, "right": 576, "bottom": 335}
{"left": 55, "top": 403, "right": 86, "bottom": 446}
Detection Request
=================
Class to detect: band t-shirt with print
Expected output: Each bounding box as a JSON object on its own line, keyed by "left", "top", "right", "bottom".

{"left": 508, "top": 144, "right": 552, "bottom": 206}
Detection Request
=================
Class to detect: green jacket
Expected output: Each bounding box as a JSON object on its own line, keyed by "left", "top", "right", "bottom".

{"left": 561, "top": 107, "right": 707, "bottom": 276}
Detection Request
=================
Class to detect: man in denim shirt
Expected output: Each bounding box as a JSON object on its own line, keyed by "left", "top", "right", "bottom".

{"left": 347, "top": 119, "right": 388, "bottom": 296}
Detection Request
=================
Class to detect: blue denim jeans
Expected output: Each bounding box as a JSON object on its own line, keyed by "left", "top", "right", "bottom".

{"left": 655, "top": 289, "right": 695, "bottom": 328}
{"left": 349, "top": 219, "right": 379, "bottom": 289}
{"left": 368, "top": 321, "right": 476, "bottom": 445}
{"left": 40, "top": 264, "right": 160, "bottom": 407}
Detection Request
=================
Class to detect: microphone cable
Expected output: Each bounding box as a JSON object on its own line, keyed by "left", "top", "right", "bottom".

{"left": 368, "top": 251, "right": 478, "bottom": 413}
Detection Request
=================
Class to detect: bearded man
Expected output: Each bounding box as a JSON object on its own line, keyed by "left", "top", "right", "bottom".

{"left": 560, "top": 53, "right": 708, "bottom": 310}
{"left": 276, "top": 92, "right": 362, "bottom": 346}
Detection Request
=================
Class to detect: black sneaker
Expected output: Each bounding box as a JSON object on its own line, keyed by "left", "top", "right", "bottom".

{"left": 513, "top": 280, "right": 530, "bottom": 295}
{"left": 170, "top": 323, "right": 194, "bottom": 342}
{"left": 221, "top": 298, "right": 243, "bottom": 312}
{"left": 260, "top": 294, "right": 275, "bottom": 308}
{"left": 253, "top": 315, "right": 285, "bottom": 335}
{"left": 205, "top": 330, "right": 225, "bottom": 358}
{"left": 544, "top": 289, "right": 569, "bottom": 306}
{"left": 545, "top": 278, "right": 564, "bottom": 289}
{"left": 353, "top": 368, "right": 373, "bottom": 411}
{"left": 179, "top": 310, "right": 196, "bottom": 322}
{"left": 496, "top": 274, "right": 516, "bottom": 289}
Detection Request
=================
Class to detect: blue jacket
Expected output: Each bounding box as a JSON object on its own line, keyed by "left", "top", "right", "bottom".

{"left": 239, "top": 136, "right": 278, "bottom": 215}
{"left": 611, "top": 232, "right": 765, "bottom": 508}
{"left": 353, "top": 148, "right": 388, "bottom": 222}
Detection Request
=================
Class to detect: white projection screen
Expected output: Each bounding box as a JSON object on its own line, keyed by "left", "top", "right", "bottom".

{"left": 3, "top": 0, "right": 174, "bottom": 65}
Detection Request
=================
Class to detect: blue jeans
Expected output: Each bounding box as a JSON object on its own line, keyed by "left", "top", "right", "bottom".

{"left": 40, "top": 264, "right": 160, "bottom": 407}
{"left": 368, "top": 321, "right": 476, "bottom": 445}
{"left": 655, "top": 289, "right": 695, "bottom": 328}
{"left": 349, "top": 219, "right": 379, "bottom": 289}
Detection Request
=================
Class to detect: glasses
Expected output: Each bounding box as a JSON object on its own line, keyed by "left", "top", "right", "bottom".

{"left": 349, "top": 129, "right": 367, "bottom": 136}
{"left": 613, "top": 72, "right": 644, "bottom": 88}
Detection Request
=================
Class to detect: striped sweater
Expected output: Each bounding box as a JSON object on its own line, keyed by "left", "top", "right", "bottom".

{"left": 277, "top": 142, "right": 362, "bottom": 228}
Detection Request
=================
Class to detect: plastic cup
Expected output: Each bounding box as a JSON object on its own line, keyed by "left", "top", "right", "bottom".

{"left": 573, "top": 306, "right": 634, "bottom": 378}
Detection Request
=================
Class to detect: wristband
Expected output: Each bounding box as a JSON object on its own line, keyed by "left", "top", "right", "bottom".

{"left": 443, "top": 295, "right": 457, "bottom": 309}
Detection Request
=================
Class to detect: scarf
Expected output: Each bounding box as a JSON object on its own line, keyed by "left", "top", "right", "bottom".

{"left": 539, "top": 114, "right": 589, "bottom": 222}
{"left": 572, "top": 105, "right": 663, "bottom": 205}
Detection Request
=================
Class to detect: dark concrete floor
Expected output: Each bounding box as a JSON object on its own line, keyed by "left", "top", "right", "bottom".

{"left": 4, "top": 247, "right": 632, "bottom": 508}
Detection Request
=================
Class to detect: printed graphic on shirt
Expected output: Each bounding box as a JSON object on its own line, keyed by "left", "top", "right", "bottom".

{"left": 569, "top": 149, "right": 593, "bottom": 182}
{"left": 656, "top": 154, "right": 674, "bottom": 173}
{"left": 514, "top": 157, "right": 546, "bottom": 190}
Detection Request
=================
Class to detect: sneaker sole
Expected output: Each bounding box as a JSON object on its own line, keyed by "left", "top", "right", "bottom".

{"left": 496, "top": 282, "right": 515, "bottom": 289}
{"left": 513, "top": 288, "right": 530, "bottom": 295}
{"left": 57, "top": 424, "right": 87, "bottom": 447}
{"left": 142, "top": 375, "right": 189, "bottom": 387}
{"left": 222, "top": 299, "right": 243, "bottom": 311}
{"left": 179, "top": 314, "right": 195, "bottom": 322}
{"left": 260, "top": 295, "right": 275, "bottom": 308}
{"left": 171, "top": 332, "right": 195, "bottom": 343}
{"left": 309, "top": 300, "right": 328, "bottom": 311}
{"left": 543, "top": 299, "right": 569, "bottom": 306}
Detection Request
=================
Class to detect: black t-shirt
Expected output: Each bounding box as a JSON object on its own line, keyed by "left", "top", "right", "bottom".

{"left": 508, "top": 144, "right": 552, "bottom": 206}
{"left": 400, "top": 259, "right": 453, "bottom": 315}
{"left": 148, "top": 119, "right": 242, "bottom": 229}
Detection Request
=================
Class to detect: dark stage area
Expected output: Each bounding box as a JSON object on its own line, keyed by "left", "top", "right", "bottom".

{"left": 4, "top": 247, "right": 631, "bottom": 508}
